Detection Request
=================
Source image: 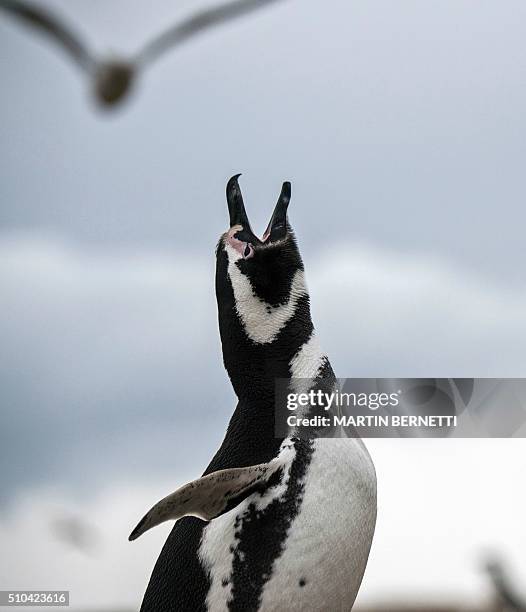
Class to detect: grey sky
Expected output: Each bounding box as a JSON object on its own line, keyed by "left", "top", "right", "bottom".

{"left": 2, "top": 235, "right": 526, "bottom": 501}
{"left": 1, "top": 0, "right": 526, "bottom": 282}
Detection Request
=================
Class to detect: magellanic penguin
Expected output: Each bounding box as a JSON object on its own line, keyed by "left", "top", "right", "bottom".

{"left": 130, "top": 175, "right": 377, "bottom": 612}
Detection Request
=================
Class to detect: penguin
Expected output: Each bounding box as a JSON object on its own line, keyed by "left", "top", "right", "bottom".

{"left": 130, "top": 175, "right": 377, "bottom": 612}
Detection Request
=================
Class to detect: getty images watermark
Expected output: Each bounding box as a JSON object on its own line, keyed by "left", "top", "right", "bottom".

{"left": 286, "top": 388, "right": 457, "bottom": 429}
{"left": 274, "top": 379, "right": 526, "bottom": 438}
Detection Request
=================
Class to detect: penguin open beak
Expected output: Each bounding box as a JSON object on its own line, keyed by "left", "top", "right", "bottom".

{"left": 263, "top": 181, "right": 291, "bottom": 242}
{"left": 226, "top": 174, "right": 253, "bottom": 234}
{"left": 226, "top": 175, "right": 291, "bottom": 243}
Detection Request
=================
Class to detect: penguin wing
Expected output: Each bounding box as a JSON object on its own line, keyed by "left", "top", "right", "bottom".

{"left": 129, "top": 460, "right": 283, "bottom": 541}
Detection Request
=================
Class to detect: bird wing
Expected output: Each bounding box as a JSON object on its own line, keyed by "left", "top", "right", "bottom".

{"left": 136, "top": 0, "right": 282, "bottom": 67}
{"left": 129, "top": 458, "right": 284, "bottom": 541}
{"left": 0, "top": 0, "right": 94, "bottom": 72}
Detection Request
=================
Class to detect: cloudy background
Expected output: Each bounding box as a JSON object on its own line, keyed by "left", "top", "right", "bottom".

{"left": 1, "top": 0, "right": 526, "bottom": 609}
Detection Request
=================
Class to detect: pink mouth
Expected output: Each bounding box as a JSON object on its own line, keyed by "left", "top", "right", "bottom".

{"left": 228, "top": 226, "right": 270, "bottom": 249}
{"left": 226, "top": 227, "right": 254, "bottom": 258}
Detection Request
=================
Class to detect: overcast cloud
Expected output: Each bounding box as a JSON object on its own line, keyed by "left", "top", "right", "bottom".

{"left": 1, "top": 232, "right": 525, "bottom": 500}
{"left": 1, "top": 0, "right": 526, "bottom": 281}
{"left": 1, "top": 231, "right": 526, "bottom": 605}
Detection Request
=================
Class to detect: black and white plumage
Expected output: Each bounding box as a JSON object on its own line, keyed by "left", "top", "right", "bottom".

{"left": 130, "top": 175, "right": 377, "bottom": 611}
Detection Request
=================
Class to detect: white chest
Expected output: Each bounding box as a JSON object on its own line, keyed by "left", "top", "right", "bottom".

{"left": 199, "top": 438, "right": 377, "bottom": 612}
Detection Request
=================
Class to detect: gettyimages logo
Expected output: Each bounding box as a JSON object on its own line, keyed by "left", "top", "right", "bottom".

{"left": 285, "top": 389, "right": 401, "bottom": 412}
{"left": 274, "top": 378, "right": 526, "bottom": 438}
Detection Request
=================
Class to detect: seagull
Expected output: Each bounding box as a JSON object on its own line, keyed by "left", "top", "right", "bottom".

{"left": 0, "top": 0, "right": 283, "bottom": 106}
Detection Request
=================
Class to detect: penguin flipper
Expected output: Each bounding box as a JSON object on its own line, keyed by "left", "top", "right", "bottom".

{"left": 129, "top": 460, "right": 283, "bottom": 541}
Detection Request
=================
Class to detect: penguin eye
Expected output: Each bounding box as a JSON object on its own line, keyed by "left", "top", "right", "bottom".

{"left": 243, "top": 243, "right": 254, "bottom": 259}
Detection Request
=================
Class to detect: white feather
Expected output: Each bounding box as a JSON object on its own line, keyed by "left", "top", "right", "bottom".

{"left": 257, "top": 438, "right": 377, "bottom": 612}
{"left": 199, "top": 440, "right": 297, "bottom": 611}
{"left": 225, "top": 244, "right": 308, "bottom": 344}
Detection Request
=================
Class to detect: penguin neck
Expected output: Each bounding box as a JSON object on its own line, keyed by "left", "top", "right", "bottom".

{"left": 217, "top": 264, "right": 324, "bottom": 405}
{"left": 220, "top": 306, "right": 316, "bottom": 404}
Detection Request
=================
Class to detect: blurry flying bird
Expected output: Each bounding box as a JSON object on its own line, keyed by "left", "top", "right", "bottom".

{"left": 485, "top": 557, "right": 526, "bottom": 612}
{"left": 50, "top": 514, "right": 101, "bottom": 555}
{"left": 0, "top": 0, "right": 282, "bottom": 107}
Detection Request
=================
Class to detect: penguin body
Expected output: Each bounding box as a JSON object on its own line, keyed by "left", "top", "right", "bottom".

{"left": 131, "top": 176, "right": 377, "bottom": 611}
{"left": 201, "top": 437, "right": 376, "bottom": 612}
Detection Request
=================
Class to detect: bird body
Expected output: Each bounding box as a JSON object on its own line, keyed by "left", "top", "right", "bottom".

{"left": 131, "top": 176, "right": 376, "bottom": 611}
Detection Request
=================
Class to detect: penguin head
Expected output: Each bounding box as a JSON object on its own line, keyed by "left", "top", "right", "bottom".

{"left": 216, "top": 174, "right": 305, "bottom": 312}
